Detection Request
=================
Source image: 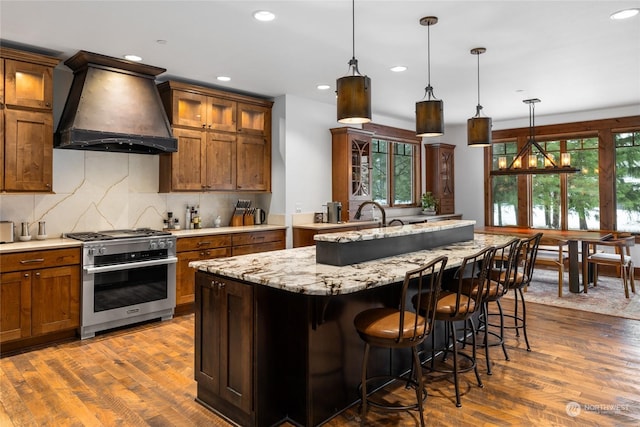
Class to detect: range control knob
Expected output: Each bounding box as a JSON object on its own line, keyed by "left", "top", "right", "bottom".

{"left": 98, "top": 246, "right": 106, "bottom": 255}
{"left": 166, "top": 240, "right": 174, "bottom": 249}
{"left": 87, "top": 247, "right": 95, "bottom": 256}
{"left": 150, "top": 241, "right": 158, "bottom": 250}
{"left": 159, "top": 240, "right": 166, "bottom": 249}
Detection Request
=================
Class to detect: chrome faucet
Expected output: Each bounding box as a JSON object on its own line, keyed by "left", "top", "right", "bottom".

{"left": 354, "top": 200, "right": 387, "bottom": 227}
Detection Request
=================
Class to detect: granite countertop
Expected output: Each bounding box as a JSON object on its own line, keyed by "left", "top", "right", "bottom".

{"left": 0, "top": 238, "right": 82, "bottom": 254}
{"left": 292, "top": 221, "right": 380, "bottom": 230}
{"left": 190, "top": 232, "right": 517, "bottom": 296}
{"left": 169, "top": 224, "right": 287, "bottom": 238}
{"left": 313, "top": 219, "right": 475, "bottom": 243}
{"left": 0, "top": 224, "right": 287, "bottom": 254}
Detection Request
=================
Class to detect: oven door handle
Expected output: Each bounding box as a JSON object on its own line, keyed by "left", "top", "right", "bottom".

{"left": 84, "top": 256, "right": 178, "bottom": 274}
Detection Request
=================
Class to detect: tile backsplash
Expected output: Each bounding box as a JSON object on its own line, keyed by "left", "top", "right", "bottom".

{"left": 0, "top": 150, "right": 271, "bottom": 238}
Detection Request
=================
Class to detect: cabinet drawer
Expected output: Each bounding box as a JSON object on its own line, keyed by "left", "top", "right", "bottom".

{"left": 232, "top": 230, "right": 284, "bottom": 247}
{"left": 177, "top": 234, "right": 232, "bottom": 252}
{"left": 0, "top": 248, "right": 80, "bottom": 272}
{"left": 232, "top": 240, "right": 285, "bottom": 256}
{"left": 438, "top": 199, "right": 455, "bottom": 215}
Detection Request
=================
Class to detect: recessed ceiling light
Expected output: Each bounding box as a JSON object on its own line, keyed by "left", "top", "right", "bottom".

{"left": 253, "top": 10, "right": 275, "bottom": 22}
{"left": 317, "top": 84, "right": 331, "bottom": 90}
{"left": 390, "top": 65, "right": 407, "bottom": 72}
{"left": 156, "top": 39, "right": 168, "bottom": 45}
{"left": 217, "top": 76, "right": 231, "bottom": 82}
{"left": 610, "top": 8, "right": 639, "bottom": 20}
{"left": 124, "top": 54, "right": 142, "bottom": 62}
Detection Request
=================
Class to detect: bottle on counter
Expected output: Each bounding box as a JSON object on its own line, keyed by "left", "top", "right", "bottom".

{"left": 185, "top": 205, "right": 192, "bottom": 230}
{"left": 214, "top": 216, "right": 222, "bottom": 228}
{"left": 193, "top": 205, "right": 201, "bottom": 229}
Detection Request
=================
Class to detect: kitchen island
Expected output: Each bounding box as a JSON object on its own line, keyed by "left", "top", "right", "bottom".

{"left": 190, "top": 228, "right": 514, "bottom": 426}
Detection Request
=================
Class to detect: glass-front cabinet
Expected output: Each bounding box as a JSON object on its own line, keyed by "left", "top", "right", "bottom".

{"left": 331, "top": 127, "right": 374, "bottom": 221}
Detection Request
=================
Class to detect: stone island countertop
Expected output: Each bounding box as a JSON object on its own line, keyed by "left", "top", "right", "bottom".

{"left": 190, "top": 232, "right": 517, "bottom": 296}
{"left": 312, "top": 219, "right": 474, "bottom": 243}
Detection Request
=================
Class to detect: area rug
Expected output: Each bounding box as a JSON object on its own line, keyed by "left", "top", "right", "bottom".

{"left": 503, "top": 268, "right": 640, "bottom": 321}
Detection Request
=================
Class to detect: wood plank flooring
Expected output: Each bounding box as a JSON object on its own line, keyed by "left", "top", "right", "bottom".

{"left": 1, "top": 298, "right": 639, "bottom": 426}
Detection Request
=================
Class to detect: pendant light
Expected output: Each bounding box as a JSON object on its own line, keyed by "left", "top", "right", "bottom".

{"left": 467, "top": 47, "right": 492, "bottom": 147}
{"left": 336, "top": 0, "right": 371, "bottom": 124}
{"left": 416, "top": 16, "right": 444, "bottom": 137}
{"left": 490, "top": 99, "right": 580, "bottom": 176}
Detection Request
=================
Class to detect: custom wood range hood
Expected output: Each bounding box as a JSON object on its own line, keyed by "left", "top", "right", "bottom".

{"left": 55, "top": 50, "right": 177, "bottom": 154}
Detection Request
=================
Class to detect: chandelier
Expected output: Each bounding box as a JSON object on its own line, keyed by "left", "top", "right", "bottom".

{"left": 490, "top": 98, "right": 580, "bottom": 176}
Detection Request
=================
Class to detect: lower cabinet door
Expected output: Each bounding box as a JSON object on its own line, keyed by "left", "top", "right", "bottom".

{"left": 0, "top": 271, "right": 31, "bottom": 343}
{"left": 218, "top": 276, "right": 253, "bottom": 413}
{"left": 30, "top": 266, "right": 80, "bottom": 336}
{"left": 195, "top": 272, "right": 254, "bottom": 421}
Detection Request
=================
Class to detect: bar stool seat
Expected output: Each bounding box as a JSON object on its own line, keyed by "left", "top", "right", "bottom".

{"left": 354, "top": 256, "right": 447, "bottom": 427}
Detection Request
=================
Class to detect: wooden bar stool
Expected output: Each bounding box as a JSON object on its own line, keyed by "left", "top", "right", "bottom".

{"left": 354, "top": 255, "right": 447, "bottom": 426}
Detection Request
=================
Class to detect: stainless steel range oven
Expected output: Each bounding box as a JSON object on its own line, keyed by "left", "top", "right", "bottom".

{"left": 66, "top": 229, "right": 177, "bottom": 339}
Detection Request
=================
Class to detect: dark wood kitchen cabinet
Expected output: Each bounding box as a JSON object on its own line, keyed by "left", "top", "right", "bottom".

{"left": 175, "top": 234, "right": 232, "bottom": 313}
{"left": 425, "top": 143, "right": 456, "bottom": 214}
{"left": 0, "top": 48, "right": 59, "bottom": 193}
{"left": 158, "top": 81, "right": 272, "bottom": 192}
{"left": 0, "top": 247, "right": 80, "bottom": 352}
{"left": 195, "top": 271, "right": 254, "bottom": 426}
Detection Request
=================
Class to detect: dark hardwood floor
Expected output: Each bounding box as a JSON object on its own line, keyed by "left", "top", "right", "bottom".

{"left": 2, "top": 298, "right": 639, "bottom": 426}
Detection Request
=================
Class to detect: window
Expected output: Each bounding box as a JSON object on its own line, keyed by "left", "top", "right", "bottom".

{"left": 491, "top": 141, "right": 518, "bottom": 225}
{"left": 487, "top": 115, "right": 640, "bottom": 233}
{"left": 566, "top": 137, "right": 599, "bottom": 230}
{"left": 615, "top": 131, "right": 640, "bottom": 232}
{"left": 371, "top": 138, "right": 419, "bottom": 207}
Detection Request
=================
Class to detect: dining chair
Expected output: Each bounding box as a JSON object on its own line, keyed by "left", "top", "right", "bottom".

{"left": 583, "top": 235, "right": 635, "bottom": 298}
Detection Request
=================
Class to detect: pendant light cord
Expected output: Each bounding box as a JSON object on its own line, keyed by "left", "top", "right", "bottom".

{"left": 427, "top": 23, "right": 432, "bottom": 88}
{"left": 351, "top": 0, "right": 355, "bottom": 61}
{"left": 476, "top": 52, "right": 481, "bottom": 110}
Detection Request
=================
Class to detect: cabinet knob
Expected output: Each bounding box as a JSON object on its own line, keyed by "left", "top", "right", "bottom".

{"left": 202, "top": 124, "right": 206, "bottom": 129}
{"left": 24, "top": 273, "right": 29, "bottom": 278}
{"left": 218, "top": 282, "right": 226, "bottom": 289}
{"left": 45, "top": 102, "right": 51, "bottom": 107}
{"left": 35, "top": 272, "right": 40, "bottom": 277}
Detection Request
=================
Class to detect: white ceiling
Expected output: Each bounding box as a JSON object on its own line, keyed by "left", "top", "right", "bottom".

{"left": 1, "top": 1, "right": 639, "bottom": 126}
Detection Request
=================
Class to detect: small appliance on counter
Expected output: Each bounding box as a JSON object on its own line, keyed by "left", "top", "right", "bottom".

{"left": 327, "top": 201, "right": 342, "bottom": 224}
{"left": 254, "top": 208, "right": 266, "bottom": 225}
{"left": 0, "top": 221, "right": 15, "bottom": 243}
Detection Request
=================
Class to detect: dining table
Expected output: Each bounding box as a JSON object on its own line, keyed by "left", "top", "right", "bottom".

{"left": 474, "top": 226, "right": 613, "bottom": 293}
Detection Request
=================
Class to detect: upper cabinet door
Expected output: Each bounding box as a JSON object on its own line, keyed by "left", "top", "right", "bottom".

{"left": 4, "top": 109, "right": 53, "bottom": 192}
{"left": 237, "top": 103, "right": 269, "bottom": 136}
{"left": 172, "top": 90, "right": 208, "bottom": 129}
{"left": 4, "top": 60, "right": 53, "bottom": 110}
{"left": 206, "top": 98, "right": 236, "bottom": 132}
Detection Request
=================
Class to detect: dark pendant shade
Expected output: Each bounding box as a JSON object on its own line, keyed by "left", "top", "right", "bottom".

{"left": 416, "top": 99, "right": 444, "bottom": 136}
{"left": 337, "top": 74, "right": 371, "bottom": 124}
{"left": 467, "top": 116, "right": 492, "bottom": 147}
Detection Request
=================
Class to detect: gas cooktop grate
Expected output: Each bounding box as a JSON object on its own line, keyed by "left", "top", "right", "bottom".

{"left": 66, "top": 228, "right": 171, "bottom": 242}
